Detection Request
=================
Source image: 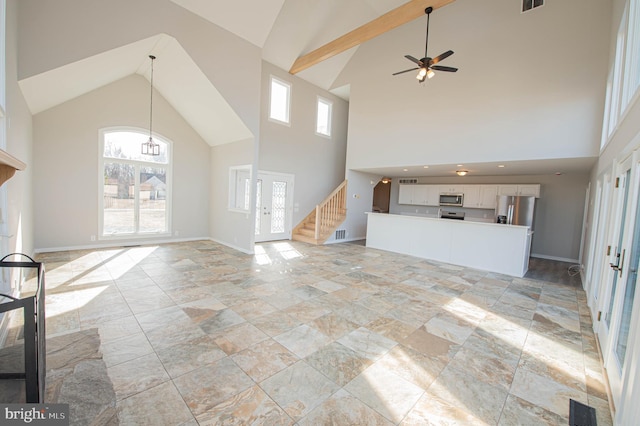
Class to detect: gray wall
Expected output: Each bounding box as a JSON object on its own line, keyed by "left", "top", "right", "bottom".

{"left": 259, "top": 61, "right": 348, "bottom": 225}
{"left": 210, "top": 139, "right": 255, "bottom": 253}
{"left": 388, "top": 173, "right": 589, "bottom": 262}
{"left": 33, "top": 75, "right": 211, "bottom": 251}
{"left": 337, "top": 0, "right": 610, "bottom": 172}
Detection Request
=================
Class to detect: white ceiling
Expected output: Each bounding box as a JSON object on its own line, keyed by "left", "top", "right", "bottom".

{"left": 353, "top": 157, "right": 598, "bottom": 178}
{"left": 17, "top": 1, "right": 599, "bottom": 176}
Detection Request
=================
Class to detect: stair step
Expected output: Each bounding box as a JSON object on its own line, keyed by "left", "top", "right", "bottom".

{"left": 292, "top": 233, "right": 319, "bottom": 244}
{"left": 297, "top": 228, "right": 316, "bottom": 237}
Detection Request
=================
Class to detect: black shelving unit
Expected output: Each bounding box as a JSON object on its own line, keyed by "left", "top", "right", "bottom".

{"left": 0, "top": 254, "right": 46, "bottom": 403}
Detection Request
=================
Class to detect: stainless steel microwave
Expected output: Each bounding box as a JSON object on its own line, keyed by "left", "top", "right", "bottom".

{"left": 439, "top": 193, "right": 464, "bottom": 207}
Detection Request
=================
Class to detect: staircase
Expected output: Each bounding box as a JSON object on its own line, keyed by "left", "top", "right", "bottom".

{"left": 292, "top": 180, "right": 347, "bottom": 245}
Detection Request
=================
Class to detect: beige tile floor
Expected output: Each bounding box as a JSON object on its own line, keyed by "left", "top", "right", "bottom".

{"left": 27, "top": 240, "right": 612, "bottom": 425}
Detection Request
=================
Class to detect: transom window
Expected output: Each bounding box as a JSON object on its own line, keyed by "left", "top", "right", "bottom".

{"left": 316, "top": 97, "right": 332, "bottom": 137}
{"left": 99, "top": 129, "right": 171, "bottom": 238}
{"left": 269, "top": 76, "right": 291, "bottom": 125}
{"left": 522, "top": 0, "right": 543, "bottom": 13}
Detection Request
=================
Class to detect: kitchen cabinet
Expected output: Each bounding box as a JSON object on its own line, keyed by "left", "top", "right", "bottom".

{"left": 399, "top": 184, "right": 440, "bottom": 206}
{"left": 398, "top": 184, "right": 415, "bottom": 205}
{"left": 440, "top": 184, "right": 464, "bottom": 194}
{"left": 463, "top": 185, "right": 498, "bottom": 208}
{"left": 498, "top": 184, "right": 540, "bottom": 198}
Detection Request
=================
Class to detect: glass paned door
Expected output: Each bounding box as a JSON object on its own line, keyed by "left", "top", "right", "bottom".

{"left": 255, "top": 172, "right": 294, "bottom": 243}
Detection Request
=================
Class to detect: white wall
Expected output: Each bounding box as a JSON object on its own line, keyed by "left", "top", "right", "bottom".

{"left": 4, "top": 0, "right": 33, "bottom": 257}
{"left": 209, "top": 139, "right": 255, "bottom": 254}
{"left": 32, "top": 75, "right": 210, "bottom": 251}
{"left": 582, "top": 0, "right": 640, "bottom": 423}
{"left": 334, "top": 169, "right": 382, "bottom": 243}
{"left": 336, "top": 0, "right": 610, "bottom": 172}
{"left": 259, "top": 61, "right": 348, "bottom": 225}
{"left": 388, "top": 173, "right": 589, "bottom": 262}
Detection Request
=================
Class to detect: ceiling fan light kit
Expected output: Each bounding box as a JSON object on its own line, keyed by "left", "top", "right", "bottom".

{"left": 393, "top": 6, "right": 458, "bottom": 83}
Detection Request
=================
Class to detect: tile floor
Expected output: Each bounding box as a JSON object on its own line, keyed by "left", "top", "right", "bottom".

{"left": 18, "top": 240, "right": 612, "bottom": 424}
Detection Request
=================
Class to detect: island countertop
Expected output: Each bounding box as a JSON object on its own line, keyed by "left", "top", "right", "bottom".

{"left": 365, "top": 212, "right": 533, "bottom": 277}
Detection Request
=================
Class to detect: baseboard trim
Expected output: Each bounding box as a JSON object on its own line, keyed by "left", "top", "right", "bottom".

{"left": 209, "top": 238, "right": 254, "bottom": 255}
{"left": 34, "top": 236, "right": 210, "bottom": 254}
{"left": 531, "top": 253, "right": 579, "bottom": 264}
{"left": 324, "top": 236, "right": 367, "bottom": 245}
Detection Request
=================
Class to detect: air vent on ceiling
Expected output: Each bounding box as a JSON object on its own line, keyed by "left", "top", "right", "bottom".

{"left": 399, "top": 179, "right": 418, "bottom": 184}
{"left": 522, "top": 0, "right": 544, "bottom": 13}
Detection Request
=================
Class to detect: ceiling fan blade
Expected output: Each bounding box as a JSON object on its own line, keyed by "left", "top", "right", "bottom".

{"left": 405, "top": 55, "right": 423, "bottom": 66}
{"left": 429, "top": 50, "right": 454, "bottom": 66}
{"left": 392, "top": 67, "right": 419, "bottom": 76}
{"left": 431, "top": 65, "right": 458, "bottom": 72}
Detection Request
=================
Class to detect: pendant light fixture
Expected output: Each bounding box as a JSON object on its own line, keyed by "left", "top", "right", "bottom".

{"left": 141, "top": 55, "right": 160, "bottom": 156}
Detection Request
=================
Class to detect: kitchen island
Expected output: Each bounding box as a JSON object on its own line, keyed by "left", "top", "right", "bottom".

{"left": 365, "top": 212, "right": 533, "bottom": 277}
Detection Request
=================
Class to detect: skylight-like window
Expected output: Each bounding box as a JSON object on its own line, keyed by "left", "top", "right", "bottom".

{"left": 522, "top": 0, "right": 543, "bottom": 12}
{"left": 316, "top": 97, "right": 332, "bottom": 137}
{"left": 269, "top": 76, "right": 291, "bottom": 125}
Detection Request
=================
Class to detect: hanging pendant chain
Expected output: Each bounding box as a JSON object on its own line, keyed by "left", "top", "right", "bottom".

{"left": 149, "top": 55, "right": 155, "bottom": 141}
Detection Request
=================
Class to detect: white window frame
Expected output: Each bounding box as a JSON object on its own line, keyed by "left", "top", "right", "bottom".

{"left": 269, "top": 76, "right": 291, "bottom": 126}
{"left": 228, "top": 165, "right": 252, "bottom": 213}
{"left": 316, "top": 96, "right": 332, "bottom": 138}
{"left": 521, "top": 0, "right": 544, "bottom": 13}
{"left": 602, "top": 0, "right": 640, "bottom": 150}
{"left": 98, "top": 127, "right": 172, "bottom": 239}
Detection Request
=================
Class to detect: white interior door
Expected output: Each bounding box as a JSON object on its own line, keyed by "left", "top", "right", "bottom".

{"left": 255, "top": 172, "right": 294, "bottom": 243}
{"left": 597, "top": 158, "right": 637, "bottom": 406}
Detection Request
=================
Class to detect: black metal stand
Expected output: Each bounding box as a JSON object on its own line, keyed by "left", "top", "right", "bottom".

{"left": 0, "top": 253, "right": 46, "bottom": 403}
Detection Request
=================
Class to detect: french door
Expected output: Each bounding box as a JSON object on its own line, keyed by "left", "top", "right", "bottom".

{"left": 597, "top": 156, "right": 640, "bottom": 407}
{"left": 254, "top": 172, "right": 294, "bottom": 243}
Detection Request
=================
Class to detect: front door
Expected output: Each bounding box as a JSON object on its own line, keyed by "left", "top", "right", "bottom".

{"left": 255, "top": 171, "right": 294, "bottom": 243}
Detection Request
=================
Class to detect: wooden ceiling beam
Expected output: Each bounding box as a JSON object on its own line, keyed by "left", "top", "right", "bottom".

{"left": 289, "top": 0, "right": 455, "bottom": 75}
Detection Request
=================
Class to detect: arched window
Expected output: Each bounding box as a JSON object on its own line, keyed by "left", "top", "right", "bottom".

{"left": 99, "top": 129, "right": 171, "bottom": 238}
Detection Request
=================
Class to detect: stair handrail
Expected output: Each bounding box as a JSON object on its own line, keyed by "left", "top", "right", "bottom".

{"left": 315, "top": 180, "right": 347, "bottom": 240}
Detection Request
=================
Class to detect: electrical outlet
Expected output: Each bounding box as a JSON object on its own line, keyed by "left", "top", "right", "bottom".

{"left": 90, "top": 235, "right": 96, "bottom": 241}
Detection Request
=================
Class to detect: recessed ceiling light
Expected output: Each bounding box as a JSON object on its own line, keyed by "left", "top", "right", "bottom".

{"left": 456, "top": 170, "right": 468, "bottom": 176}
{"left": 555, "top": 172, "right": 563, "bottom": 175}
{"left": 498, "top": 165, "right": 505, "bottom": 168}
{"left": 423, "top": 166, "right": 429, "bottom": 169}
{"left": 457, "top": 164, "right": 463, "bottom": 167}
{"left": 403, "top": 169, "right": 409, "bottom": 172}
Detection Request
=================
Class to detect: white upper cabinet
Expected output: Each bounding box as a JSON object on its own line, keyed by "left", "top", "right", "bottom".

{"left": 441, "top": 184, "right": 464, "bottom": 194}
{"left": 498, "top": 184, "right": 540, "bottom": 198}
{"left": 399, "top": 183, "right": 538, "bottom": 207}
{"left": 463, "top": 185, "right": 498, "bottom": 208}
{"left": 399, "top": 184, "right": 441, "bottom": 206}
{"left": 463, "top": 185, "right": 481, "bottom": 207}
{"left": 479, "top": 185, "right": 499, "bottom": 208}
{"left": 398, "top": 184, "right": 414, "bottom": 205}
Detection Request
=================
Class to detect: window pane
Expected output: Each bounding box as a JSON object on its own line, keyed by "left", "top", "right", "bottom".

{"left": 103, "top": 162, "right": 135, "bottom": 234}
{"left": 317, "top": 98, "right": 332, "bottom": 136}
{"left": 270, "top": 78, "right": 290, "bottom": 123}
{"left": 271, "top": 181, "right": 287, "bottom": 234}
{"left": 255, "top": 179, "right": 262, "bottom": 235}
{"left": 139, "top": 167, "right": 167, "bottom": 233}
{"left": 104, "top": 131, "right": 168, "bottom": 164}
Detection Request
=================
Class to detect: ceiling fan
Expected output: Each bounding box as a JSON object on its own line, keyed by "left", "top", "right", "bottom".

{"left": 393, "top": 6, "right": 458, "bottom": 83}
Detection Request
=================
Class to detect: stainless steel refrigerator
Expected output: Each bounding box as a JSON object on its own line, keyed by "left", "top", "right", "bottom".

{"left": 495, "top": 196, "right": 535, "bottom": 228}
